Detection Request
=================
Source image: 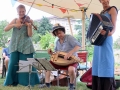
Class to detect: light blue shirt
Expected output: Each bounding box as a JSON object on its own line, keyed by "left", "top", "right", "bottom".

{"left": 54, "top": 35, "right": 81, "bottom": 56}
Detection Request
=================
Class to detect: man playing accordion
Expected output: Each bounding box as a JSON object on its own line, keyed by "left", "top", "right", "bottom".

{"left": 45, "top": 23, "right": 81, "bottom": 90}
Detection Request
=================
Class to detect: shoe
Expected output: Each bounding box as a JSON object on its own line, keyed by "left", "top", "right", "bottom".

{"left": 68, "top": 87, "right": 75, "bottom": 90}
{"left": 39, "top": 84, "right": 50, "bottom": 88}
{"left": 7, "top": 85, "right": 13, "bottom": 87}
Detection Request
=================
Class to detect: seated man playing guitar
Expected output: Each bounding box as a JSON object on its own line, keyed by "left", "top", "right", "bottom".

{"left": 45, "top": 23, "right": 81, "bottom": 90}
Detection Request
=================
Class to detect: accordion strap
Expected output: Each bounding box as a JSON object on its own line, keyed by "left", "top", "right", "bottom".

{"left": 103, "top": 29, "right": 109, "bottom": 37}
{"left": 101, "top": 6, "right": 118, "bottom": 14}
{"left": 92, "top": 13, "right": 102, "bottom": 21}
{"left": 97, "top": 29, "right": 109, "bottom": 45}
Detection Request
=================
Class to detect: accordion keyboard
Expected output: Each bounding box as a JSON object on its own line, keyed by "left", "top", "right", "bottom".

{"left": 91, "top": 28, "right": 101, "bottom": 43}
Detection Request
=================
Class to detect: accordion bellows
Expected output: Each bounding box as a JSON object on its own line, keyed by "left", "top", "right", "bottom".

{"left": 87, "top": 13, "right": 113, "bottom": 46}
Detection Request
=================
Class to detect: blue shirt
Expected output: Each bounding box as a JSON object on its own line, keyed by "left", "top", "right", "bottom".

{"left": 2, "top": 48, "right": 10, "bottom": 58}
{"left": 54, "top": 35, "right": 81, "bottom": 56}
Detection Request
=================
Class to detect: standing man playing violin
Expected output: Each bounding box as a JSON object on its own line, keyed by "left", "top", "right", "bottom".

{"left": 45, "top": 23, "right": 81, "bottom": 90}
{"left": 4, "top": 4, "right": 40, "bottom": 86}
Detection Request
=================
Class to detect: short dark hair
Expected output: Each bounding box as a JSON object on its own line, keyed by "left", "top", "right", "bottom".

{"left": 53, "top": 28, "right": 65, "bottom": 36}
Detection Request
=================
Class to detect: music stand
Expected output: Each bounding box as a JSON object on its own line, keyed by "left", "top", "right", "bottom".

{"left": 16, "top": 60, "right": 37, "bottom": 90}
{"left": 27, "top": 58, "right": 57, "bottom": 88}
{"left": 17, "top": 58, "right": 56, "bottom": 89}
{"left": 27, "top": 58, "right": 56, "bottom": 71}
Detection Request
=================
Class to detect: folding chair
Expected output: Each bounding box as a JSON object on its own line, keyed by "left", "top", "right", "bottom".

{"left": 77, "top": 50, "right": 88, "bottom": 75}
{"left": 51, "top": 61, "right": 79, "bottom": 89}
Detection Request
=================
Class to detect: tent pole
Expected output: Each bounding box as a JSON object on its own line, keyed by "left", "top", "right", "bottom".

{"left": 67, "top": 17, "right": 73, "bottom": 36}
{"left": 81, "top": 8, "right": 86, "bottom": 50}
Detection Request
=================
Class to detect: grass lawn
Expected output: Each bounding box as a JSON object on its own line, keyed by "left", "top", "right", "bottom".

{"left": 0, "top": 76, "right": 120, "bottom": 90}
{"left": 0, "top": 77, "right": 92, "bottom": 90}
{"left": 1, "top": 78, "right": 120, "bottom": 90}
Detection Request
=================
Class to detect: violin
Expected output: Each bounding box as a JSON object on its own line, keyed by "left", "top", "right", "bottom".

{"left": 20, "top": 15, "right": 37, "bottom": 30}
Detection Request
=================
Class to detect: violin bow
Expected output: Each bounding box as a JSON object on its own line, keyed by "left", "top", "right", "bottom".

{"left": 22, "top": 0, "right": 36, "bottom": 24}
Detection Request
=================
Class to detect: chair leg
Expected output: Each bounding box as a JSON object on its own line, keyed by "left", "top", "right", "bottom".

{"left": 1, "top": 58, "right": 6, "bottom": 78}
{"left": 74, "top": 69, "right": 78, "bottom": 90}
{"left": 74, "top": 77, "right": 77, "bottom": 90}
{"left": 5, "top": 67, "right": 6, "bottom": 76}
{"left": 1, "top": 66, "right": 4, "bottom": 78}
{"left": 3, "top": 65, "right": 6, "bottom": 77}
{"left": 57, "top": 70, "right": 59, "bottom": 86}
{"left": 1, "top": 60, "right": 4, "bottom": 78}
{"left": 67, "top": 71, "right": 69, "bottom": 87}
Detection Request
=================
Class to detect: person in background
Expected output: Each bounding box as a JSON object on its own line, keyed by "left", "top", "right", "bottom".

{"left": 2, "top": 39, "right": 10, "bottom": 70}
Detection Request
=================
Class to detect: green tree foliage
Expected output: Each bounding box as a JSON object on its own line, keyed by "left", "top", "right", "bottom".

{"left": 74, "top": 20, "right": 82, "bottom": 43}
{"left": 32, "top": 17, "right": 53, "bottom": 43}
{"left": 32, "top": 29, "right": 40, "bottom": 44}
{"left": 37, "top": 17, "right": 53, "bottom": 35}
{"left": 74, "top": 19, "right": 89, "bottom": 44}
{"left": 0, "top": 20, "right": 12, "bottom": 48}
{"left": 40, "top": 32, "right": 55, "bottom": 50}
{"left": 74, "top": 19, "right": 94, "bottom": 61}
{"left": 114, "top": 36, "right": 120, "bottom": 49}
{"left": 86, "top": 45, "right": 94, "bottom": 62}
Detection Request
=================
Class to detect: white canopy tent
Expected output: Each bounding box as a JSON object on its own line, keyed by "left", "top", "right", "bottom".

{"left": 13, "top": 0, "right": 120, "bottom": 49}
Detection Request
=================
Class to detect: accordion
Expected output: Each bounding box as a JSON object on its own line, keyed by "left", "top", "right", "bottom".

{"left": 87, "top": 13, "right": 113, "bottom": 46}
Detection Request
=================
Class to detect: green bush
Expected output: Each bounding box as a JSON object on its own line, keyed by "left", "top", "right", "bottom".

{"left": 40, "top": 32, "right": 55, "bottom": 50}
{"left": 86, "top": 45, "right": 94, "bottom": 62}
